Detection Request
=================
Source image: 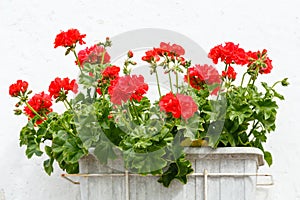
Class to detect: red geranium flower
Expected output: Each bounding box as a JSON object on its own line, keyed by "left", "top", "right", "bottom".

{"left": 109, "top": 75, "right": 148, "bottom": 105}
{"left": 24, "top": 92, "right": 53, "bottom": 124}
{"left": 176, "top": 94, "right": 198, "bottom": 119}
{"left": 208, "top": 42, "right": 248, "bottom": 66}
{"left": 9, "top": 80, "right": 29, "bottom": 97}
{"left": 54, "top": 28, "right": 86, "bottom": 48}
{"left": 77, "top": 44, "right": 110, "bottom": 66}
{"left": 159, "top": 93, "right": 198, "bottom": 119}
{"left": 160, "top": 42, "right": 185, "bottom": 56}
{"left": 102, "top": 65, "right": 120, "bottom": 80}
{"left": 222, "top": 66, "right": 237, "bottom": 81}
{"left": 48, "top": 77, "right": 78, "bottom": 99}
{"left": 247, "top": 49, "right": 273, "bottom": 74}
{"left": 184, "top": 64, "right": 221, "bottom": 90}
{"left": 142, "top": 49, "right": 160, "bottom": 62}
{"left": 159, "top": 92, "right": 181, "bottom": 118}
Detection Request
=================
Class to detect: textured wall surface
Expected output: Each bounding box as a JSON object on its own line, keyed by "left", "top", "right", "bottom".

{"left": 1, "top": 0, "right": 299, "bottom": 199}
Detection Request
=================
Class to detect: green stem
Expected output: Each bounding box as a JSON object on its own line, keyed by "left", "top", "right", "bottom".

{"left": 64, "top": 99, "right": 73, "bottom": 111}
{"left": 25, "top": 102, "right": 43, "bottom": 120}
{"left": 155, "top": 70, "right": 162, "bottom": 98}
{"left": 271, "top": 80, "right": 281, "bottom": 89}
{"left": 240, "top": 72, "right": 247, "bottom": 87}
{"left": 175, "top": 72, "right": 179, "bottom": 94}
{"left": 130, "top": 101, "right": 141, "bottom": 124}
{"left": 168, "top": 73, "right": 173, "bottom": 93}
{"left": 73, "top": 50, "right": 83, "bottom": 74}
{"left": 248, "top": 120, "right": 260, "bottom": 137}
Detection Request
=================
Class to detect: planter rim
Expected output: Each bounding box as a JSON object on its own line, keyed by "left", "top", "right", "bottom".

{"left": 87, "top": 147, "right": 264, "bottom": 166}
{"left": 184, "top": 147, "right": 264, "bottom": 166}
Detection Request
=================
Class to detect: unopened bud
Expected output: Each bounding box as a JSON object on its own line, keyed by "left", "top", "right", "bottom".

{"left": 281, "top": 78, "right": 289, "bottom": 86}
{"left": 14, "top": 109, "right": 22, "bottom": 115}
{"left": 130, "top": 61, "right": 137, "bottom": 65}
{"left": 127, "top": 50, "right": 133, "bottom": 58}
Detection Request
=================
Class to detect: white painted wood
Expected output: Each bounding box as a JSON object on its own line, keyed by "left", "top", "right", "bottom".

{"left": 79, "top": 147, "right": 264, "bottom": 200}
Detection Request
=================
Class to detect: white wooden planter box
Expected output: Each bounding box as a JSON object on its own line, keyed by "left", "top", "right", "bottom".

{"left": 78, "top": 147, "right": 264, "bottom": 200}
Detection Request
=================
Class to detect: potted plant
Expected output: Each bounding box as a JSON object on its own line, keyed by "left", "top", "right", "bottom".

{"left": 9, "top": 28, "right": 288, "bottom": 199}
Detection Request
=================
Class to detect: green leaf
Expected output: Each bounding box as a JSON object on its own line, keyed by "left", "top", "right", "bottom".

{"left": 264, "top": 151, "right": 273, "bottom": 166}
{"left": 43, "top": 159, "right": 54, "bottom": 175}
{"left": 158, "top": 156, "right": 193, "bottom": 187}
{"left": 124, "top": 148, "right": 167, "bottom": 174}
{"left": 94, "top": 140, "right": 117, "bottom": 164}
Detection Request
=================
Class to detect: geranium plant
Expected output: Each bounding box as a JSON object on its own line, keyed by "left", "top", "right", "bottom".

{"left": 9, "top": 28, "right": 288, "bottom": 187}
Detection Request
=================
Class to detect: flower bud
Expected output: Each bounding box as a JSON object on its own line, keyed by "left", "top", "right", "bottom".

{"left": 281, "top": 78, "right": 289, "bottom": 86}
{"left": 127, "top": 50, "right": 133, "bottom": 58}
{"left": 14, "top": 109, "right": 22, "bottom": 115}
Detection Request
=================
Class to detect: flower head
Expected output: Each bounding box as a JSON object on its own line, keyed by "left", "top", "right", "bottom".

{"left": 77, "top": 44, "right": 110, "bottom": 66}
{"left": 109, "top": 75, "right": 148, "bottom": 105}
{"left": 24, "top": 92, "right": 52, "bottom": 124}
{"left": 9, "top": 80, "right": 29, "bottom": 97}
{"left": 54, "top": 28, "right": 86, "bottom": 48}
{"left": 48, "top": 77, "right": 78, "bottom": 99}
{"left": 222, "top": 66, "right": 237, "bottom": 81}
{"left": 208, "top": 42, "right": 248, "bottom": 65}
{"left": 247, "top": 49, "right": 273, "bottom": 74}
{"left": 159, "top": 92, "right": 197, "bottom": 119}
{"left": 185, "top": 64, "right": 221, "bottom": 90}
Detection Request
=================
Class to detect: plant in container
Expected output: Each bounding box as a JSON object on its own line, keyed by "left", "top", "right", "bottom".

{"left": 9, "top": 28, "right": 288, "bottom": 188}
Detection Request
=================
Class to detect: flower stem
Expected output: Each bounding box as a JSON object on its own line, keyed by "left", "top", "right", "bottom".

{"left": 64, "top": 99, "right": 73, "bottom": 111}
{"left": 73, "top": 50, "right": 83, "bottom": 74}
{"left": 24, "top": 102, "right": 43, "bottom": 120}
{"left": 168, "top": 73, "right": 173, "bottom": 93}
{"left": 175, "top": 72, "right": 179, "bottom": 94}
{"left": 240, "top": 72, "right": 247, "bottom": 87}
{"left": 155, "top": 70, "right": 162, "bottom": 98}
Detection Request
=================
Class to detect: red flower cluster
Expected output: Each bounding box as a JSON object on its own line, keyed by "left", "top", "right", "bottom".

{"left": 142, "top": 49, "right": 161, "bottom": 62}
{"left": 159, "top": 92, "right": 197, "bottom": 119}
{"left": 77, "top": 44, "right": 111, "bottom": 66}
{"left": 208, "top": 42, "right": 248, "bottom": 66}
{"left": 102, "top": 65, "right": 120, "bottom": 80}
{"left": 247, "top": 49, "right": 273, "bottom": 74}
{"left": 9, "top": 80, "right": 29, "bottom": 97}
{"left": 222, "top": 66, "right": 237, "bottom": 81}
{"left": 109, "top": 75, "right": 148, "bottom": 105}
{"left": 24, "top": 92, "right": 53, "bottom": 124}
{"left": 54, "top": 29, "right": 86, "bottom": 48}
{"left": 48, "top": 77, "right": 78, "bottom": 99}
{"left": 184, "top": 64, "right": 221, "bottom": 90}
{"left": 160, "top": 42, "right": 185, "bottom": 56}
{"left": 208, "top": 42, "right": 273, "bottom": 75}
{"left": 142, "top": 42, "right": 185, "bottom": 63}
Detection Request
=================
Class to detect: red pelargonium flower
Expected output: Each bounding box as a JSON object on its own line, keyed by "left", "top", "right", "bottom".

{"left": 109, "top": 75, "right": 148, "bottom": 105}
{"left": 102, "top": 65, "right": 120, "bottom": 80}
{"left": 24, "top": 92, "right": 53, "bottom": 124}
{"left": 142, "top": 49, "right": 160, "bottom": 62}
{"left": 9, "top": 80, "right": 29, "bottom": 97}
{"left": 222, "top": 66, "right": 237, "bottom": 81}
{"left": 77, "top": 44, "right": 110, "bottom": 66}
{"left": 208, "top": 42, "right": 248, "bottom": 66}
{"left": 247, "top": 49, "right": 273, "bottom": 74}
{"left": 160, "top": 42, "right": 185, "bottom": 56}
{"left": 54, "top": 28, "right": 86, "bottom": 48}
{"left": 159, "top": 93, "right": 197, "bottom": 119}
{"left": 159, "top": 92, "right": 181, "bottom": 118}
{"left": 176, "top": 94, "right": 198, "bottom": 119}
{"left": 184, "top": 64, "right": 221, "bottom": 90}
{"left": 48, "top": 77, "right": 78, "bottom": 99}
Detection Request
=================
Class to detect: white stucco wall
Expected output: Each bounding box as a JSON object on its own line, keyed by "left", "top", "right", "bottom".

{"left": 1, "top": 0, "right": 299, "bottom": 199}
